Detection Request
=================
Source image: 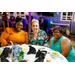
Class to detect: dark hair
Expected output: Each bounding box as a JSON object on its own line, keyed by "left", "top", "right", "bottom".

{"left": 16, "top": 17, "right": 22, "bottom": 23}
{"left": 53, "top": 26, "right": 63, "bottom": 33}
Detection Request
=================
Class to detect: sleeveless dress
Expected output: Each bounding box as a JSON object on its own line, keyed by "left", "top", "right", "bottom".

{"left": 50, "top": 36, "right": 75, "bottom": 62}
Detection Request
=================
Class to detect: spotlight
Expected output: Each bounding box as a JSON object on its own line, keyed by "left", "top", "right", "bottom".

{"left": 50, "top": 21, "right": 53, "bottom": 24}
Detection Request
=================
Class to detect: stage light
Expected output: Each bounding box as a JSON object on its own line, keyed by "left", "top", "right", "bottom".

{"left": 50, "top": 21, "right": 53, "bottom": 24}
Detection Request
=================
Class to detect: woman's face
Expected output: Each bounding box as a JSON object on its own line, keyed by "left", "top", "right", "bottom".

{"left": 15, "top": 21, "right": 23, "bottom": 32}
{"left": 31, "top": 22, "right": 39, "bottom": 33}
{"left": 53, "top": 29, "right": 62, "bottom": 39}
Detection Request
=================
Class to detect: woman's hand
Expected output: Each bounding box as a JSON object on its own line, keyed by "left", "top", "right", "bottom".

{"left": 6, "top": 43, "right": 11, "bottom": 46}
{"left": 6, "top": 43, "right": 18, "bottom": 46}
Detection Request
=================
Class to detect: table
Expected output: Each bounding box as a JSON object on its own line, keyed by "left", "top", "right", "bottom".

{"left": 0, "top": 45, "right": 68, "bottom": 62}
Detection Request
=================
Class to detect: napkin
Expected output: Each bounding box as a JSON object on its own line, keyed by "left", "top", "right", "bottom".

{"left": 0, "top": 47, "right": 12, "bottom": 58}
{"left": 1, "top": 56, "right": 9, "bottom": 62}
{"left": 27, "top": 45, "right": 36, "bottom": 54}
{"left": 34, "top": 50, "right": 47, "bottom": 62}
{"left": 35, "top": 50, "right": 47, "bottom": 59}
{"left": 34, "top": 55, "right": 44, "bottom": 62}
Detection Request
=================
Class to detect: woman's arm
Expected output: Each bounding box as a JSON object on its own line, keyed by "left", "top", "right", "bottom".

{"left": 25, "top": 32, "right": 28, "bottom": 44}
{"left": 61, "top": 37, "right": 71, "bottom": 57}
{"left": 49, "top": 39, "right": 51, "bottom": 48}
{"left": 2, "top": 21, "right": 5, "bottom": 30}
{"left": 1, "top": 27, "right": 10, "bottom": 46}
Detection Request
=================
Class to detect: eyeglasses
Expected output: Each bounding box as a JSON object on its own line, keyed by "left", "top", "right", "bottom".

{"left": 53, "top": 31, "right": 60, "bottom": 34}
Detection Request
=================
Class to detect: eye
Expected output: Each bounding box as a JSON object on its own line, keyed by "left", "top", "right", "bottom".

{"left": 36, "top": 25, "right": 38, "bottom": 27}
{"left": 33, "top": 25, "right": 35, "bottom": 27}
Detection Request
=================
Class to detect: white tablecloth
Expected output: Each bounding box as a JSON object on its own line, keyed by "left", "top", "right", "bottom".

{"left": 0, "top": 45, "right": 68, "bottom": 62}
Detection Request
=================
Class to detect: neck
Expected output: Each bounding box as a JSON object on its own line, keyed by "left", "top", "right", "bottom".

{"left": 33, "top": 31, "right": 38, "bottom": 33}
{"left": 33, "top": 30, "right": 39, "bottom": 34}
{"left": 55, "top": 35, "right": 62, "bottom": 40}
{"left": 14, "top": 28, "right": 22, "bottom": 32}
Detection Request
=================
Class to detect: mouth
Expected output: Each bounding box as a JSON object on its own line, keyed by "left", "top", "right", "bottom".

{"left": 17, "top": 28, "right": 21, "bottom": 31}
{"left": 54, "top": 35, "right": 57, "bottom": 38}
{"left": 34, "top": 29, "right": 38, "bottom": 31}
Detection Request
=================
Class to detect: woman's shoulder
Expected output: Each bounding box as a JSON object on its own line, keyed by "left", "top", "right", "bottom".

{"left": 22, "top": 30, "right": 28, "bottom": 34}
{"left": 50, "top": 37, "right": 54, "bottom": 41}
{"left": 39, "top": 29, "right": 45, "bottom": 32}
{"left": 4, "top": 27, "right": 13, "bottom": 32}
{"left": 61, "top": 36, "right": 71, "bottom": 43}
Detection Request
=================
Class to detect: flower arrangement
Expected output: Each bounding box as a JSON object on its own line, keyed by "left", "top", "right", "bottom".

{"left": 20, "top": 44, "right": 29, "bottom": 54}
{"left": 13, "top": 44, "right": 21, "bottom": 57}
{"left": 13, "top": 44, "right": 29, "bottom": 60}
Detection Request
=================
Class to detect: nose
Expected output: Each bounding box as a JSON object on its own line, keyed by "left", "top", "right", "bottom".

{"left": 34, "top": 26, "right": 37, "bottom": 28}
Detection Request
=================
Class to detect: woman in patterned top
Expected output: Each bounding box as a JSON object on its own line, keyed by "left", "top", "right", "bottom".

{"left": 28, "top": 19, "right": 49, "bottom": 46}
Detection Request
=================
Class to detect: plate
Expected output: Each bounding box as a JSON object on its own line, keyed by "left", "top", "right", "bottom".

{"left": 50, "top": 52, "right": 59, "bottom": 58}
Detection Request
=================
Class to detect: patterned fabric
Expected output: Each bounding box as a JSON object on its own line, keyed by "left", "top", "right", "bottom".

{"left": 28, "top": 29, "right": 49, "bottom": 46}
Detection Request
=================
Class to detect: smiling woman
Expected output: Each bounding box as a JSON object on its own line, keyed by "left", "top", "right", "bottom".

{"left": 28, "top": 19, "right": 49, "bottom": 46}
{"left": 49, "top": 26, "right": 75, "bottom": 62}
{"left": 0, "top": 20, "right": 28, "bottom": 47}
{"left": 14, "top": 21, "right": 23, "bottom": 32}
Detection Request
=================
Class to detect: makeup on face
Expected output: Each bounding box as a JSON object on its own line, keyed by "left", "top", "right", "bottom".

{"left": 15, "top": 22, "right": 23, "bottom": 32}
{"left": 53, "top": 29, "right": 61, "bottom": 39}
{"left": 32, "top": 22, "right": 39, "bottom": 32}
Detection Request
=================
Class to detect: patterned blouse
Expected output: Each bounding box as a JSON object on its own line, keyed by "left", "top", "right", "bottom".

{"left": 28, "top": 29, "right": 49, "bottom": 46}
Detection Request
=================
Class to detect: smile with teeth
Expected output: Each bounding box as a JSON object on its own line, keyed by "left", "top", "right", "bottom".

{"left": 34, "top": 29, "right": 37, "bottom": 30}
{"left": 54, "top": 35, "right": 57, "bottom": 37}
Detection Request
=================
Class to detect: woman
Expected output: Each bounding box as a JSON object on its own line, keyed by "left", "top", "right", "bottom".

{"left": 2, "top": 12, "right": 9, "bottom": 30}
{"left": 28, "top": 19, "right": 49, "bottom": 46}
{"left": 1, "top": 20, "right": 28, "bottom": 47}
{"left": 49, "top": 26, "right": 75, "bottom": 62}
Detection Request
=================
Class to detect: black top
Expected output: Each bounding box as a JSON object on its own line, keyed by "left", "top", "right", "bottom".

{"left": 2, "top": 15, "right": 8, "bottom": 28}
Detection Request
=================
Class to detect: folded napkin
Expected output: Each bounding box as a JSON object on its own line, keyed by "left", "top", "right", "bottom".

{"left": 34, "top": 55, "right": 44, "bottom": 62}
{"left": 1, "top": 56, "right": 9, "bottom": 62}
{"left": 35, "top": 50, "right": 47, "bottom": 59}
{"left": 0, "top": 47, "right": 12, "bottom": 58}
{"left": 34, "top": 50, "right": 47, "bottom": 62}
{"left": 27, "top": 45, "right": 36, "bottom": 54}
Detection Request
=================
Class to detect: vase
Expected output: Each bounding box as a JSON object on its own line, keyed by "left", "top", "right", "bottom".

{"left": 20, "top": 51, "right": 24, "bottom": 59}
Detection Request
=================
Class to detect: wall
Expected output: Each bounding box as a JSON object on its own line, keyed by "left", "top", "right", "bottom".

{"left": 0, "top": 12, "right": 75, "bottom": 34}
{"left": 33, "top": 12, "right": 75, "bottom": 32}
